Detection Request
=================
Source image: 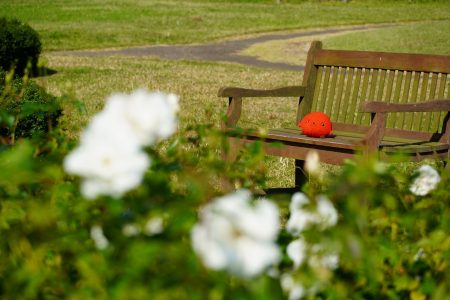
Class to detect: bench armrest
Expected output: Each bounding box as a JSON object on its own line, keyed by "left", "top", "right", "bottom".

{"left": 219, "top": 86, "right": 306, "bottom": 128}
{"left": 361, "top": 99, "right": 450, "bottom": 113}
{"left": 361, "top": 99, "right": 450, "bottom": 154}
{"left": 218, "top": 86, "right": 306, "bottom": 98}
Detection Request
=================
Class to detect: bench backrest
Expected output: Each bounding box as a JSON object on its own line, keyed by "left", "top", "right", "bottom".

{"left": 300, "top": 41, "right": 450, "bottom": 134}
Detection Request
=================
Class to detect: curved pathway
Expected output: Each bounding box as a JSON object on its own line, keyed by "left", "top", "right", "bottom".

{"left": 53, "top": 24, "right": 394, "bottom": 71}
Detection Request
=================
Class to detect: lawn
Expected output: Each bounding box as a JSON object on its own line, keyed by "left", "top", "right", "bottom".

{"left": 6, "top": 0, "right": 450, "bottom": 187}
{"left": 0, "top": 0, "right": 449, "bottom": 50}
{"left": 240, "top": 20, "right": 450, "bottom": 66}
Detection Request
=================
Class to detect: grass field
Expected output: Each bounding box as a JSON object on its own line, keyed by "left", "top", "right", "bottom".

{"left": 241, "top": 20, "right": 450, "bottom": 66}
{"left": 6, "top": 0, "right": 450, "bottom": 187}
{"left": 1, "top": 0, "right": 450, "bottom": 50}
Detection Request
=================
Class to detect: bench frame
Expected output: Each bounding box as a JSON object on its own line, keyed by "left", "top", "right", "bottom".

{"left": 219, "top": 41, "right": 450, "bottom": 187}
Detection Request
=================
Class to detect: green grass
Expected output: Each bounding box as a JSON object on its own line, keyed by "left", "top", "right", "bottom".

{"left": 36, "top": 54, "right": 300, "bottom": 187}
{"left": 36, "top": 55, "right": 300, "bottom": 134}
{"left": 240, "top": 20, "right": 450, "bottom": 66}
{"left": 323, "top": 20, "right": 450, "bottom": 54}
{"left": 1, "top": 0, "right": 450, "bottom": 51}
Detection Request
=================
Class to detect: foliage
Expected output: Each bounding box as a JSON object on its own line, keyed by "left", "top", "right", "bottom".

{"left": 292, "top": 158, "right": 450, "bottom": 299}
{"left": 0, "top": 86, "right": 449, "bottom": 299}
{"left": 0, "top": 69, "right": 62, "bottom": 144}
{"left": 0, "top": 17, "right": 42, "bottom": 75}
{"left": 0, "top": 91, "right": 271, "bottom": 299}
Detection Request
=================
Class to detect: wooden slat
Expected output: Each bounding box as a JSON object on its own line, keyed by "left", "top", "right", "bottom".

{"left": 333, "top": 122, "right": 443, "bottom": 140}
{"left": 438, "top": 73, "right": 447, "bottom": 98}
{"left": 426, "top": 73, "right": 439, "bottom": 131}
{"left": 446, "top": 74, "right": 450, "bottom": 100}
{"left": 390, "top": 71, "right": 404, "bottom": 128}
{"left": 405, "top": 72, "right": 421, "bottom": 130}
{"left": 362, "top": 99, "right": 450, "bottom": 113}
{"left": 346, "top": 68, "right": 361, "bottom": 123}
{"left": 356, "top": 68, "right": 371, "bottom": 125}
{"left": 218, "top": 86, "right": 306, "bottom": 98}
{"left": 279, "top": 127, "right": 447, "bottom": 147}
{"left": 314, "top": 49, "right": 450, "bottom": 73}
{"left": 416, "top": 72, "right": 430, "bottom": 131}
{"left": 326, "top": 66, "right": 339, "bottom": 117}
{"left": 429, "top": 73, "right": 438, "bottom": 99}
{"left": 312, "top": 66, "right": 324, "bottom": 111}
{"left": 262, "top": 128, "right": 361, "bottom": 150}
{"left": 435, "top": 74, "right": 448, "bottom": 132}
{"left": 334, "top": 67, "right": 347, "bottom": 122}
{"left": 317, "top": 66, "right": 331, "bottom": 113}
{"left": 381, "top": 142, "right": 448, "bottom": 154}
{"left": 368, "top": 69, "right": 379, "bottom": 101}
{"left": 396, "top": 71, "right": 410, "bottom": 128}
{"left": 384, "top": 70, "right": 396, "bottom": 102}
{"left": 235, "top": 127, "right": 449, "bottom": 154}
{"left": 376, "top": 69, "right": 387, "bottom": 101}
{"left": 342, "top": 68, "right": 356, "bottom": 123}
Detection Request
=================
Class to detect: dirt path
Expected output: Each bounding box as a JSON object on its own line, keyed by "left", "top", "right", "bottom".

{"left": 52, "top": 24, "right": 394, "bottom": 71}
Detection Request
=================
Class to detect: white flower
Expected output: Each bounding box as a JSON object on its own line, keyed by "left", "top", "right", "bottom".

{"left": 90, "top": 225, "right": 109, "bottom": 250}
{"left": 409, "top": 165, "right": 441, "bottom": 196}
{"left": 81, "top": 103, "right": 141, "bottom": 151}
{"left": 308, "top": 244, "right": 339, "bottom": 270}
{"left": 101, "top": 90, "right": 179, "bottom": 146}
{"left": 316, "top": 195, "right": 338, "bottom": 228}
{"left": 286, "top": 194, "right": 339, "bottom": 274}
{"left": 286, "top": 193, "right": 338, "bottom": 235}
{"left": 287, "top": 238, "right": 307, "bottom": 269}
{"left": 309, "top": 252, "right": 339, "bottom": 270}
{"left": 144, "top": 217, "right": 164, "bottom": 235}
{"left": 82, "top": 90, "right": 179, "bottom": 148}
{"left": 191, "top": 189, "right": 281, "bottom": 278}
{"left": 413, "top": 248, "right": 426, "bottom": 262}
{"left": 122, "top": 223, "right": 141, "bottom": 237}
{"left": 64, "top": 142, "right": 150, "bottom": 199}
{"left": 280, "top": 273, "right": 306, "bottom": 300}
{"left": 64, "top": 89, "right": 179, "bottom": 199}
{"left": 289, "top": 192, "right": 310, "bottom": 211}
{"left": 305, "top": 151, "right": 321, "bottom": 177}
{"left": 286, "top": 193, "right": 317, "bottom": 235}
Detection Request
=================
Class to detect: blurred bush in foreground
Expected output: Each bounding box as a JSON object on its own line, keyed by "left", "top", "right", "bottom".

{"left": 0, "top": 85, "right": 449, "bottom": 299}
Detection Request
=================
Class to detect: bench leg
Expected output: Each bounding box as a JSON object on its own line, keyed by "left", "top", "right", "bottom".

{"left": 222, "top": 137, "right": 240, "bottom": 162}
{"left": 219, "top": 137, "right": 242, "bottom": 192}
{"left": 295, "top": 159, "right": 307, "bottom": 188}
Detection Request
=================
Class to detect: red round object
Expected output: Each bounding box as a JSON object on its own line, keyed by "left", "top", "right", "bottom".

{"left": 298, "top": 112, "right": 333, "bottom": 138}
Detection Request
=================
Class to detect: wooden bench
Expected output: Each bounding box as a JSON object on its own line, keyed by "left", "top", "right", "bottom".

{"left": 218, "top": 41, "right": 450, "bottom": 186}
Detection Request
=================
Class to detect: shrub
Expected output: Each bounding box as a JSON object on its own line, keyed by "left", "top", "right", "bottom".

{"left": 0, "top": 70, "right": 62, "bottom": 142}
{"left": 0, "top": 89, "right": 449, "bottom": 299}
{"left": 0, "top": 17, "right": 42, "bottom": 76}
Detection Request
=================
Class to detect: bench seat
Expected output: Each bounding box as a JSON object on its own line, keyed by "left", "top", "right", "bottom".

{"left": 228, "top": 127, "right": 449, "bottom": 163}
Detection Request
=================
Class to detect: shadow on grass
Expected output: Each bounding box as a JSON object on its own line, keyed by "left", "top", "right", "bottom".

{"left": 35, "top": 67, "right": 58, "bottom": 77}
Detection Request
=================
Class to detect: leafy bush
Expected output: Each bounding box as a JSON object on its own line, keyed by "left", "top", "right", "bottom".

{"left": 0, "top": 17, "right": 42, "bottom": 75}
{"left": 0, "top": 89, "right": 449, "bottom": 299}
{"left": 0, "top": 70, "right": 62, "bottom": 143}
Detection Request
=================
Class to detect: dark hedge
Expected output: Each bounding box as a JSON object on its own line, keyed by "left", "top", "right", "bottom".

{"left": 0, "top": 18, "right": 42, "bottom": 76}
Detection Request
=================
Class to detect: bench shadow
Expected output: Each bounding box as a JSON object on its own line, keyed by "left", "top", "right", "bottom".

{"left": 264, "top": 187, "right": 299, "bottom": 195}
{"left": 34, "top": 67, "right": 58, "bottom": 77}
{"left": 260, "top": 187, "right": 298, "bottom": 202}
